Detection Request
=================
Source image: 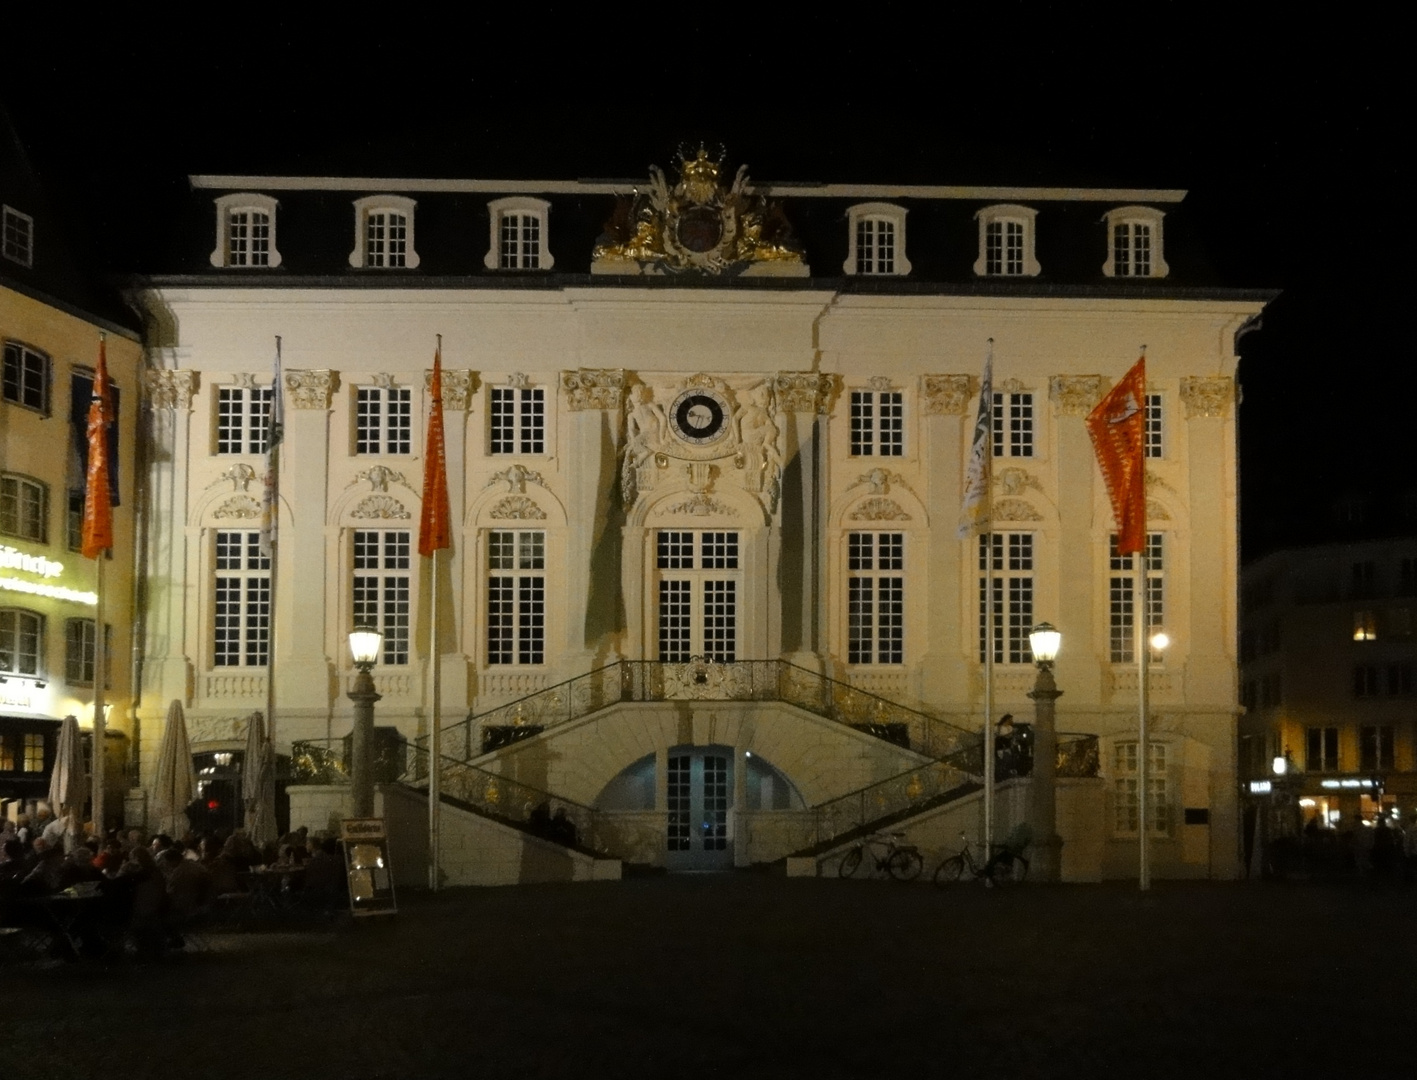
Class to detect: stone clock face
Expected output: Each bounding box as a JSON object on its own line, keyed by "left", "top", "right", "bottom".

{"left": 670, "top": 389, "right": 729, "bottom": 445}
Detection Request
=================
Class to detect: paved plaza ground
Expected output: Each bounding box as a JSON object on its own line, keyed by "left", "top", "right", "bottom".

{"left": 3, "top": 873, "right": 1414, "bottom": 1079}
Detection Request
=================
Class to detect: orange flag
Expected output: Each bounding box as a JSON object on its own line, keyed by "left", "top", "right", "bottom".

{"left": 81, "top": 336, "right": 114, "bottom": 559}
{"left": 419, "top": 341, "right": 452, "bottom": 557}
{"left": 1086, "top": 355, "right": 1147, "bottom": 555}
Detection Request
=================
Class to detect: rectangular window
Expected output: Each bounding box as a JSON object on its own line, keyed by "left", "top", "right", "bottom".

{"left": 486, "top": 530, "right": 545, "bottom": 665}
{"left": 848, "top": 531, "right": 905, "bottom": 665}
{"left": 365, "top": 212, "right": 408, "bottom": 268}
{"left": 1351, "top": 561, "right": 1376, "bottom": 599}
{"left": 1113, "top": 741, "right": 1168, "bottom": 834}
{"left": 490, "top": 387, "right": 545, "bottom": 455}
{"left": 667, "top": 754, "right": 690, "bottom": 851}
{"left": 986, "top": 219, "right": 1024, "bottom": 276}
{"left": 1109, "top": 534, "right": 1165, "bottom": 663}
{"left": 992, "top": 392, "right": 1033, "bottom": 457}
{"left": 1, "top": 474, "right": 46, "bottom": 542}
{"left": 1388, "top": 663, "right": 1412, "bottom": 695}
{"left": 979, "top": 533, "right": 1033, "bottom": 664}
{"left": 655, "top": 529, "right": 740, "bottom": 663}
{"left": 2, "top": 206, "right": 34, "bottom": 267}
{"left": 0, "top": 609, "right": 44, "bottom": 677}
{"left": 1306, "top": 726, "right": 1339, "bottom": 772}
{"left": 3, "top": 341, "right": 49, "bottom": 413}
{"left": 657, "top": 531, "right": 695, "bottom": 570}
{"left": 23, "top": 733, "right": 44, "bottom": 772}
{"left": 353, "top": 530, "right": 411, "bottom": 666}
{"left": 500, "top": 213, "right": 542, "bottom": 269}
{"left": 213, "top": 530, "right": 270, "bottom": 667}
{"left": 1360, "top": 726, "right": 1395, "bottom": 771}
{"left": 1353, "top": 610, "right": 1378, "bottom": 641}
{"left": 1144, "top": 393, "right": 1163, "bottom": 458}
{"left": 849, "top": 390, "right": 904, "bottom": 457}
{"left": 855, "top": 218, "right": 895, "bottom": 274}
{"left": 356, "top": 386, "right": 412, "bottom": 455}
{"left": 1114, "top": 222, "right": 1153, "bottom": 277}
{"left": 1260, "top": 672, "right": 1282, "bottom": 708}
{"left": 227, "top": 209, "right": 270, "bottom": 267}
{"left": 1353, "top": 665, "right": 1380, "bottom": 697}
{"left": 64, "top": 619, "right": 111, "bottom": 687}
{"left": 702, "top": 581, "right": 737, "bottom": 663}
{"left": 216, "top": 386, "right": 274, "bottom": 455}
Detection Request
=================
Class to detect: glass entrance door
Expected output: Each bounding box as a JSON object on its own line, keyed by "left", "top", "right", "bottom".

{"left": 666, "top": 746, "right": 734, "bottom": 871}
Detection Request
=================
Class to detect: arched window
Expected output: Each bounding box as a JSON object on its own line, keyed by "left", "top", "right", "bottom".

{"left": 210, "top": 193, "right": 282, "bottom": 268}
{"left": 974, "top": 204, "right": 1039, "bottom": 278}
{"left": 349, "top": 195, "right": 420, "bottom": 269}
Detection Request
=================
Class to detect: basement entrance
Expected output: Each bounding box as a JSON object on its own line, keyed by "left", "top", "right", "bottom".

{"left": 666, "top": 746, "right": 734, "bottom": 871}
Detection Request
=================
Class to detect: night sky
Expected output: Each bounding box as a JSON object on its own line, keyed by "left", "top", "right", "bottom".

{"left": 4, "top": 10, "right": 1401, "bottom": 559}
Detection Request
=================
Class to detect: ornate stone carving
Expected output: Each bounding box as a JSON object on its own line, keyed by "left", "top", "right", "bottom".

{"left": 284, "top": 369, "right": 338, "bottom": 410}
{"left": 1180, "top": 376, "right": 1233, "bottom": 418}
{"left": 993, "top": 498, "right": 1043, "bottom": 522}
{"left": 686, "top": 462, "right": 719, "bottom": 493}
{"left": 489, "top": 495, "right": 547, "bottom": 520}
{"left": 350, "top": 495, "right": 411, "bottom": 520}
{"left": 213, "top": 495, "right": 261, "bottom": 519}
{"left": 733, "top": 383, "right": 780, "bottom": 509}
{"left": 665, "top": 493, "right": 738, "bottom": 517}
{"left": 562, "top": 368, "right": 626, "bottom": 411}
{"left": 850, "top": 469, "right": 905, "bottom": 496}
{"left": 486, "top": 464, "right": 546, "bottom": 493}
{"left": 848, "top": 497, "right": 912, "bottom": 521}
{"left": 370, "top": 372, "right": 397, "bottom": 389}
{"left": 353, "top": 466, "right": 407, "bottom": 493}
{"left": 1049, "top": 375, "right": 1105, "bottom": 416}
{"left": 507, "top": 372, "right": 533, "bottom": 389}
{"left": 866, "top": 375, "right": 895, "bottom": 391}
{"left": 1147, "top": 499, "right": 1172, "bottom": 521}
{"left": 1145, "top": 468, "right": 1176, "bottom": 493}
{"left": 995, "top": 467, "right": 1041, "bottom": 497}
{"left": 209, "top": 464, "right": 257, "bottom": 492}
{"left": 921, "top": 375, "right": 972, "bottom": 416}
{"left": 145, "top": 369, "right": 198, "bottom": 410}
{"left": 425, "top": 368, "right": 476, "bottom": 409}
{"left": 997, "top": 377, "right": 1029, "bottom": 395}
{"left": 661, "top": 659, "right": 755, "bottom": 699}
{"left": 188, "top": 714, "right": 251, "bottom": 742}
{"left": 234, "top": 372, "right": 258, "bottom": 390}
{"left": 592, "top": 146, "right": 806, "bottom": 276}
{"left": 774, "top": 372, "right": 834, "bottom": 414}
{"left": 623, "top": 385, "right": 669, "bottom": 505}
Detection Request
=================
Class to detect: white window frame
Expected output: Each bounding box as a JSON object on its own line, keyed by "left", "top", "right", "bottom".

{"left": 0, "top": 473, "right": 47, "bottom": 543}
{"left": 484, "top": 197, "right": 554, "bottom": 271}
{"left": 215, "top": 384, "right": 274, "bottom": 455}
{"left": 486, "top": 530, "right": 547, "bottom": 666}
{"left": 979, "top": 532, "right": 1034, "bottom": 665}
{"left": 992, "top": 391, "right": 1033, "bottom": 458}
{"left": 64, "top": 618, "right": 111, "bottom": 687}
{"left": 654, "top": 530, "right": 740, "bottom": 663}
{"left": 1109, "top": 533, "right": 1165, "bottom": 664}
{"left": 213, "top": 530, "right": 271, "bottom": 668}
{"left": 210, "top": 193, "right": 282, "bottom": 268}
{"left": 1113, "top": 741, "right": 1169, "bottom": 835}
{"left": 0, "top": 608, "right": 44, "bottom": 679}
{"left": 2, "top": 205, "right": 34, "bottom": 268}
{"left": 3, "top": 340, "right": 50, "bottom": 414}
{"left": 489, "top": 385, "right": 546, "bottom": 455}
{"left": 843, "top": 203, "right": 911, "bottom": 276}
{"left": 352, "top": 529, "right": 412, "bottom": 666}
{"left": 974, "top": 204, "right": 1040, "bottom": 277}
{"left": 356, "top": 385, "right": 413, "bottom": 455}
{"left": 846, "top": 531, "right": 905, "bottom": 665}
{"left": 848, "top": 389, "right": 905, "bottom": 457}
{"left": 1103, "top": 206, "right": 1168, "bottom": 278}
{"left": 348, "top": 195, "right": 420, "bottom": 269}
{"left": 1144, "top": 392, "right": 1164, "bottom": 458}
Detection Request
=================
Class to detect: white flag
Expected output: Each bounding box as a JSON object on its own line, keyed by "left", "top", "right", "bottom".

{"left": 957, "top": 348, "right": 993, "bottom": 539}
{"left": 259, "top": 340, "right": 284, "bottom": 557}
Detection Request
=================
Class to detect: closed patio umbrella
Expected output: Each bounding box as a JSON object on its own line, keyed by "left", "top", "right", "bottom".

{"left": 47, "top": 714, "right": 86, "bottom": 850}
{"left": 243, "top": 711, "right": 277, "bottom": 848}
{"left": 150, "top": 699, "right": 198, "bottom": 838}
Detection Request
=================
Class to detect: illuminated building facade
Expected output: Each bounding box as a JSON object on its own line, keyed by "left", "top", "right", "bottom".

{"left": 131, "top": 150, "right": 1271, "bottom": 880}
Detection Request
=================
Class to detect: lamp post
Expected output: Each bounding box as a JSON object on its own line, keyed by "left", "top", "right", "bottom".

{"left": 1026, "top": 622, "right": 1064, "bottom": 881}
{"left": 348, "top": 627, "right": 383, "bottom": 819}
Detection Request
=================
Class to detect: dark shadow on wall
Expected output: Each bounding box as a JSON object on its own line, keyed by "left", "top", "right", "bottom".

{"left": 777, "top": 436, "right": 805, "bottom": 653}
{"left": 585, "top": 410, "right": 626, "bottom": 651}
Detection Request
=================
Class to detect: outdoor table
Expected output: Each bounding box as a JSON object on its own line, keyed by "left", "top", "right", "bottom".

{"left": 7, "top": 890, "right": 107, "bottom": 958}
{"left": 242, "top": 866, "right": 306, "bottom": 913}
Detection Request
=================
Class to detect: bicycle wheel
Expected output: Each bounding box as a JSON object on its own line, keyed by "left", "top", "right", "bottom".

{"left": 934, "top": 856, "right": 965, "bottom": 886}
{"left": 839, "top": 847, "right": 864, "bottom": 879}
{"left": 888, "top": 848, "right": 924, "bottom": 882}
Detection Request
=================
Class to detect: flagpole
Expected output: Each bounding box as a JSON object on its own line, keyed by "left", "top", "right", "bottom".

{"left": 265, "top": 337, "right": 282, "bottom": 749}
{"left": 422, "top": 333, "right": 450, "bottom": 893}
{"left": 1137, "top": 346, "right": 1150, "bottom": 892}
{"left": 92, "top": 555, "right": 106, "bottom": 839}
{"left": 982, "top": 339, "right": 995, "bottom": 853}
{"left": 82, "top": 331, "right": 115, "bottom": 841}
{"left": 429, "top": 546, "right": 441, "bottom": 891}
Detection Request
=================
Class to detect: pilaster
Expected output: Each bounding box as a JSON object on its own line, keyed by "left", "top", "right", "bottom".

{"left": 920, "top": 374, "right": 971, "bottom": 705}
{"left": 774, "top": 372, "right": 832, "bottom": 671}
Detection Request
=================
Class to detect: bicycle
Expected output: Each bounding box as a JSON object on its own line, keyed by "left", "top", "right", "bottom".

{"left": 934, "top": 832, "right": 1030, "bottom": 887}
{"left": 838, "top": 832, "right": 925, "bottom": 881}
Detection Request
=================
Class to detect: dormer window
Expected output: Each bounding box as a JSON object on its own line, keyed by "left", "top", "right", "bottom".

{"left": 210, "top": 193, "right": 282, "bottom": 268}
{"left": 1103, "top": 206, "right": 1168, "bottom": 278}
{"left": 2, "top": 206, "right": 34, "bottom": 268}
{"left": 349, "top": 195, "right": 420, "bottom": 269}
{"left": 843, "top": 203, "right": 911, "bottom": 276}
{"left": 974, "top": 204, "right": 1039, "bottom": 278}
{"left": 485, "top": 197, "right": 554, "bottom": 271}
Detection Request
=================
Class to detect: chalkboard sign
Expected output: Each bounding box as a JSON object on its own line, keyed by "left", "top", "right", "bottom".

{"left": 340, "top": 818, "right": 397, "bottom": 917}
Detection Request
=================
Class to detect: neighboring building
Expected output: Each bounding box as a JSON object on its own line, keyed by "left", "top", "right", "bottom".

{"left": 0, "top": 111, "right": 142, "bottom": 820}
{"left": 1240, "top": 538, "right": 1417, "bottom": 830}
{"left": 130, "top": 149, "right": 1271, "bottom": 880}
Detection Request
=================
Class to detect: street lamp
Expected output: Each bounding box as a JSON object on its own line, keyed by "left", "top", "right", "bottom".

{"left": 1026, "top": 622, "right": 1063, "bottom": 881}
{"left": 347, "top": 626, "right": 383, "bottom": 818}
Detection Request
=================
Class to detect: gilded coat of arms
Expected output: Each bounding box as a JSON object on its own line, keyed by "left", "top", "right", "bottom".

{"left": 592, "top": 146, "right": 807, "bottom": 276}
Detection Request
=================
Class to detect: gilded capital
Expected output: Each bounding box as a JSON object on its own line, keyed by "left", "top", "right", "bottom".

{"left": 425, "top": 368, "right": 476, "bottom": 410}
{"left": 1049, "top": 375, "right": 1105, "bottom": 416}
{"left": 562, "top": 368, "right": 626, "bottom": 411}
{"left": 284, "top": 369, "right": 339, "bottom": 410}
{"left": 921, "top": 375, "right": 972, "bottom": 416}
{"left": 1180, "top": 376, "right": 1233, "bottom": 419}
{"left": 145, "top": 368, "right": 199, "bottom": 411}
{"left": 774, "top": 372, "right": 834, "bottom": 414}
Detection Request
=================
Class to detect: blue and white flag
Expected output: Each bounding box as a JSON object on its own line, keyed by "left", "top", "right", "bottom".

{"left": 259, "top": 338, "right": 284, "bottom": 557}
{"left": 957, "top": 344, "right": 993, "bottom": 539}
